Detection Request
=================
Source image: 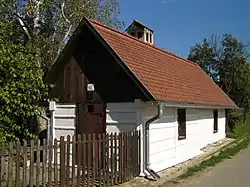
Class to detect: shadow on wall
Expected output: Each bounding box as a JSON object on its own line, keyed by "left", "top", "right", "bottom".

{"left": 107, "top": 111, "right": 140, "bottom": 133}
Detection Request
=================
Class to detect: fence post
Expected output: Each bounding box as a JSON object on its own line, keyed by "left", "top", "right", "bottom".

{"left": 49, "top": 101, "right": 56, "bottom": 151}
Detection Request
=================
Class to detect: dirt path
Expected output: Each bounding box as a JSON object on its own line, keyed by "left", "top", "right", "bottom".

{"left": 162, "top": 146, "right": 250, "bottom": 187}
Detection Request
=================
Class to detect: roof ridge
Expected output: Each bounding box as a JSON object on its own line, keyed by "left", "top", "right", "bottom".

{"left": 88, "top": 18, "right": 199, "bottom": 68}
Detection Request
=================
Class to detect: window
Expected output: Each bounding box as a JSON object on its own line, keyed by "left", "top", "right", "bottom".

{"left": 149, "top": 33, "right": 152, "bottom": 43}
{"left": 87, "top": 91, "right": 94, "bottom": 101}
{"left": 146, "top": 32, "right": 149, "bottom": 42}
{"left": 213, "top": 110, "right": 218, "bottom": 133}
{"left": 137, "top": 31, "right": 142, "bottom": 39}
{"left": 178, "top": 109, "right": 186, "bottom": 140}
{"left": 87, "top": 105, "right": 94, "bottom": 113}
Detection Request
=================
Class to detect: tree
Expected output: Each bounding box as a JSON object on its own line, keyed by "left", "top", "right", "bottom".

{"left": 0, "top": 21, "right": 49, "bottom": 142}
{"left": 0, "top": 0, "right": 124, "bottom": 72}
{"left": 188, "top": 34, "right": 250, "bottom": 132}
{"left": 0, "top": 0, "right": 123, "bottom": 141}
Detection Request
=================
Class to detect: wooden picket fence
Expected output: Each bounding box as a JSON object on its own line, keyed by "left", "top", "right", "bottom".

{"left": 0, "top": 131, "right": 141, "bottom": 187}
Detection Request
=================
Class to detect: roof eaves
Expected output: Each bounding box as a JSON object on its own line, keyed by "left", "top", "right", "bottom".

{"left": 153, "top": 101, "right": 239, "bottom": 109}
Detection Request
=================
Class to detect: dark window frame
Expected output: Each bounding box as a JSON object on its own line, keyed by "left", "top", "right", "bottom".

{"left": 137, "top": 31, "right": 142, "bottom": 39}
{"left": 178, "top": 109, "right": 186, "bottom": 140}
{"left": 86, "top": 91, "right": 94, "bottom": 101}
{"left": 146, "top": 32, "right": 149, "bottom": 42}
{"left": 87, "top": 104, "right": 94, "bottom": 113}
{"left": 213, "top": 110, "right": 218, "bottom": 133}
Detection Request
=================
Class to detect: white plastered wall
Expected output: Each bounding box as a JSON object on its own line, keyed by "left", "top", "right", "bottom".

{"left": 105, "top": 101, "right": 226, "bottom": 174}
{"left": 106, "top": 102, "right": 138, "bottom": 133}
{"left": 140, "top": 105, "right": 226, "bottom": 173}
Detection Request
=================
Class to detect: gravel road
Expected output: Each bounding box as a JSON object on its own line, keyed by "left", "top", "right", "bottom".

{"left": 162, "top": 146, "right": 250, "bottom": 187}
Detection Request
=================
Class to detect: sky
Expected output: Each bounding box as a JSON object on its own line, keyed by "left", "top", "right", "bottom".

{"left": 120, "top": 0, "right": 250, "bottom": 58}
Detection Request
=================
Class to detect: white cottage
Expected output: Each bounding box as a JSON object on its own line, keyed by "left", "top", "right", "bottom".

{"left": 46, "top": 17, "right": 237, "bottom": 178}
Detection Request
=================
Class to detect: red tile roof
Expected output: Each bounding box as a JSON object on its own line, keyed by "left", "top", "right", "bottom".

{"left": 88, "top": 19, "right": 236, "bottom": 108}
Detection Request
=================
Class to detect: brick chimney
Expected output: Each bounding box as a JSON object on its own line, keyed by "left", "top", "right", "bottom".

{"left": 125, "top": 20, "right": 154, "bottom": 45}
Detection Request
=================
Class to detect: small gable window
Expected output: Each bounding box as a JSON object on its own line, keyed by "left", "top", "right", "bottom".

{"left": 178, "top": 109, "right": 186, "bottom": 140}
{"left": 87, "top": 91, "right": 94, "bottom": 101}
{"left": 146, "top": 32, "right": 149, "bottom": 42}
{"left": 213, "top": 110, "right": 218, "bottom": 133}
{"left": 87, "top": 105, "right": 94, "bottom": 113}
{"left": 137, "top": 31, "right": 142, "bottom": 39}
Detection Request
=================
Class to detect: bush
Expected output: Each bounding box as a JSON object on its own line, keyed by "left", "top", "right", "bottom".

{"left": 226, "top": 109, "right": 244, "bottom": 137}
{"left": 234, "top": 114, "right": 250, "bottom": 139}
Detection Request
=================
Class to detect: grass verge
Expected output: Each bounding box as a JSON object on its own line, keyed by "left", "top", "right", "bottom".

{"left": 176, "top": 116, "right": 250, "bottom": 180}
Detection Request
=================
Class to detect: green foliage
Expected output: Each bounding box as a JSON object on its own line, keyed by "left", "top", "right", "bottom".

{"left": 234, "top": 113, "right": 250, "bottom": 139}
{"left": 0, "top": 0, "right": 124, "bottom": 72}
{"left": 0, "top": 21, "right": 49, "bottom": 142}
{"left": 188, "top": 34, "right": 250, "bottom": 131}
{"left": 0, "top": 0, "right": 123, "bottom": 142}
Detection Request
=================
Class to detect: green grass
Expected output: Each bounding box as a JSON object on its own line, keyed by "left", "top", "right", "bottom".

{"left": 176, "top": 115, "right": 250, "bottom": 180}
{"left": 234, "top": 115, "right": 250, "bottom": 139}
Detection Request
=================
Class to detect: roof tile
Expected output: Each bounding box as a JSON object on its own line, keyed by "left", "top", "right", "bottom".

{"left": 89, "top": 20, "right": 236, "bottom": 107}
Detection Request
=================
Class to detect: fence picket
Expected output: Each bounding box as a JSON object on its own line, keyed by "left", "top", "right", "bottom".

{"left": 29, "top": 140, "right": 34, "bottom": 187}
{"left": 15, "top": 141, "right": 21, "bottom": 186}
{"left": 114, "top": 133, "right": 118, "bottom": 184}
{"left": 8, "top": 142, "right": 13, "bottom": 187}
{"left": 110, "top": 133, "right": 114, "bottom": 185}
{"left": 76, "top": 134, "right": 81, "bottom": 187}
{"left": 106, "top": 133, "right": 110, "bottom": 186}
{"left": 98, "top": 134, "right": 102, "bottom": 186}
{"left": 1, "top": 144, "right": 5, "bottom": 187}
{"left": 0, "top": 131, "right": 141, "bottom": 187}
{"left": 60, "top": 137, "right": 66, "bottom": 187}
{"left": 82, "top": 134, "right": 86, "bottom": 185}
{"left": 54, "top": 139, "right": 58, "bottom": 187}
{"left": 124, "top": 133, "right": 128, "bottom": 181}
{"left": 66, "top": 135, "right": 70, "bottom": 187}
{"left": 87, "top": 134, "right": 91, "bottom": 187}
{"left": 129, "top": 132, "right": 132, "bottom": 180}
{"left": 102, "top": 133, "right": 107, "bottom": 186}
{"left": 36, "top": 139, "right": 40, "bottom": 187}
{"left": 71, "top": 136, "right": 76, "bottom": 186}
{"left": 132, "top": 131, "right": 136, "bottom": 178}
{"left": 92, "top": 133, "right": 96, "bottom": 187}
{"left": 42, "top": 139, "right": 47, "bottom": 187}
{"left": 121, "top": 133, "right": 125, "bottom": 183}
{"left": 23, "top": 140, "right": 27, "bottom": 187}
{"left": 48, "top": 139, "right": 53, "bottom": 187}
